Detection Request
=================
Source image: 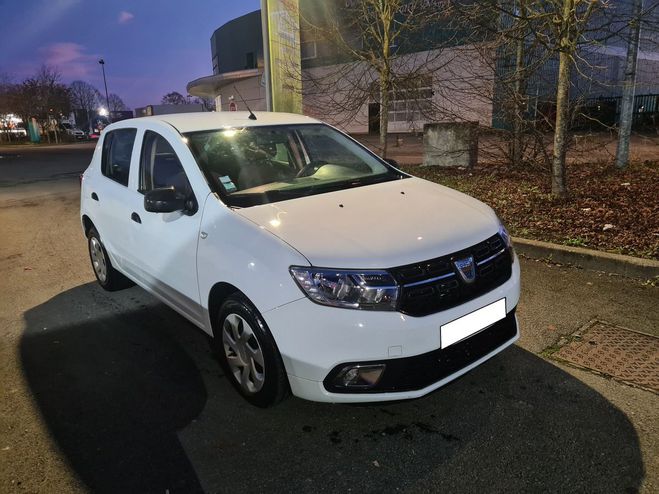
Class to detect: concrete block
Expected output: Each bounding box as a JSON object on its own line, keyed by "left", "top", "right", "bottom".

{"left": 423, "top": 122, "right": 478, "bottom": 167}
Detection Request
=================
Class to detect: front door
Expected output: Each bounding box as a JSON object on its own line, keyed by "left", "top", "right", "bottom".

{"left": 125, "top": 129, "right": 204, "bottom": 326}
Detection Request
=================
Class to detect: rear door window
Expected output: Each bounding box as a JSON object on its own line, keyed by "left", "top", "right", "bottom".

{"left": 101, "top": 128, "right": 137, "bottom": 186}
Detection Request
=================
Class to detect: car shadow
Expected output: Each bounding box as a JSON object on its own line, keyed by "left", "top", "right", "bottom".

{"left": 20, "top": 284, "right": 208, "bottom": 493}
{"left": 21, "top": 283, "right": 644, "bottom": 493}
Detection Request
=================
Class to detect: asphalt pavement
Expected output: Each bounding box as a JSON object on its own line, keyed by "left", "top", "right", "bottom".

{"left": 0, "top": 144, "right": 657, "bottom": 493}
{"left": 0, "top": 142, "right": 95, "bottom": 187}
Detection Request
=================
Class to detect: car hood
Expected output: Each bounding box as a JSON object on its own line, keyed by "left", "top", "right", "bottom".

{"left": 235, "top": 177, "right": 500, "bottom": 268}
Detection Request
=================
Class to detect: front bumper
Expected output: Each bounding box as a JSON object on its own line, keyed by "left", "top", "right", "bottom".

{"left": 262, "top": 253, "right": 520, "bottom": 403}
{"left": 323, "top": 308, "right": 517, "bottom": 393}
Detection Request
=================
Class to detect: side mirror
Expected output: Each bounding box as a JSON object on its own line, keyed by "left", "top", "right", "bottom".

{"left": 144, "top": 187, "right": 186, "bottom": 213}
{"left": 385, "top": 158, "right": 399, "bottom": 167}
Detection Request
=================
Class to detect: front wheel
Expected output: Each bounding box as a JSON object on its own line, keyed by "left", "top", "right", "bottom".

{"left": 214, "top": 294, "right": 289, "bottom": 407}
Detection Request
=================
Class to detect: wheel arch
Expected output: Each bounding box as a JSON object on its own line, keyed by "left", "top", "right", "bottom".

{"left": 207, "top": 281, "right": 243, "bottom": 336}
{"left": 81, "top": 214, "right": 95, "bottom": 236}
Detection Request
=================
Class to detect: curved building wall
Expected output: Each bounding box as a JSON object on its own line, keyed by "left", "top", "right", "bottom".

{"left": 211, "top": 10, "right": 263, "bottom": 75}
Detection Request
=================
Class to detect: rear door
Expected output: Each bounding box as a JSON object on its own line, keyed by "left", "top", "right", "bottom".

{"left": 89, "top": 127, "right": 138, "bottom": 269}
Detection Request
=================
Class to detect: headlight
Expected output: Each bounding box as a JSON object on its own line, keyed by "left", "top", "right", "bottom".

{"left": 497, "top": 218, "right": 515, "bottom": 263}
{"left": 498, "top": 221, "right": 512, "bottom": 249}
{"left": 289, "top": 267, "right": 398, "bottom": 310}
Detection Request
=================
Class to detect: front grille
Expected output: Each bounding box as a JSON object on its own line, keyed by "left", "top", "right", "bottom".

{"left": 389, "top": 233, "right": 512, "bottom": 317}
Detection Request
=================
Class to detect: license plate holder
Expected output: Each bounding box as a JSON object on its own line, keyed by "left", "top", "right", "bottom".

{"left": 440, "top": 299, "right": 506, "bottom": 349}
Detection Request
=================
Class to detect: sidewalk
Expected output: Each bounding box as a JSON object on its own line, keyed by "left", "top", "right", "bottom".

{"left": 354, "top": 131, "right": 659, "bottom": 165}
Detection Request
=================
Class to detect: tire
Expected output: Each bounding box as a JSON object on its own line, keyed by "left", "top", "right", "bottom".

{"left": 87, "top": 227, "right": 134, "bottom": 291}
{"left": 214, "top": 294, "right": 289, "bottom": 407}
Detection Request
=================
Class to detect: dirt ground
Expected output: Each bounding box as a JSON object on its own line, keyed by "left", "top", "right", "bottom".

{"left": 0, "top": 178, "right": 658, "bottom": 493}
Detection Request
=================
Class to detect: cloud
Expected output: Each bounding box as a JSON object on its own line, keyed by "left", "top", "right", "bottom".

{"left": 118, "top": 11, "right": 134, "bottom": 24}
{"left": 39, "top": 42, "right": 99, "bottom": 79}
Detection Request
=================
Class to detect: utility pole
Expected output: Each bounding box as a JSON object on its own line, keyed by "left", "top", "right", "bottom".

{"left": 98, "top": 59, "right": 112, "bottom": 123}
{"left": 615, "top": 0, "right": 643, "bottom": 170}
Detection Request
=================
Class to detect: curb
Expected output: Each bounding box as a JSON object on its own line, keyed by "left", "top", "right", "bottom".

{"left": 511, "top": 236, "right": 659, "bottom": 280}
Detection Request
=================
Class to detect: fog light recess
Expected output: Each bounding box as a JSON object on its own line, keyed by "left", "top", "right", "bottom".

{"left": 334, "top": 364, "right": 385, "bottom": 388}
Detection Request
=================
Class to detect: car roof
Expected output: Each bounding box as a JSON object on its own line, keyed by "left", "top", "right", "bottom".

{"left": 130, "top": 111, "right": 321, "bottom": 133}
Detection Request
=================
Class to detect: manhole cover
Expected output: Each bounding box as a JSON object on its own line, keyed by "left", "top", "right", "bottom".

{"left": 552, "top": 320, "right": 659, "bottom": 393}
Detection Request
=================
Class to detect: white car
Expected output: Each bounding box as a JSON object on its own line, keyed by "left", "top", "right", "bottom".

{"left": 62, "top": 124, "right": 87, "bottom": 140}
{"left": 80, "top": 112, "right": 520, "bottom": 407}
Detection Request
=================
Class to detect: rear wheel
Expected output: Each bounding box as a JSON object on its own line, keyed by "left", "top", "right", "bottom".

{"left": 87, "top": 227, "right": 133, "bottom": 291}
{"left": 215, "top": 294, "right": 289, "bottom": 407}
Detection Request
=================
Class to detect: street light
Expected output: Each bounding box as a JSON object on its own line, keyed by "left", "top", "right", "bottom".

{"left": 98, "top": 59, "right": 111, "bottom": 123}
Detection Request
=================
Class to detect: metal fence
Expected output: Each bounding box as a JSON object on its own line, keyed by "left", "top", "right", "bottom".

{"left": 575, "top": 93, "right": 659, "bottom": 130}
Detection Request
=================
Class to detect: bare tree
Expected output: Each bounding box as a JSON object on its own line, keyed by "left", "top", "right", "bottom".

{"left": 108, "top": 93, "right": 128, "bottom": 111}
{"left": 0, "top": 73, "right": 18, "bottom": 143}
{"left": 69, "top": 80, "right": 101, "bottom": 132}
{"left": 615, "top": 0, "right": 644, "bottom": 169}
{"left": 0, "top": 72, "right": 14, "bottom": 113}
{"left": 161, "top": 91, "right": 187, "bottom": 105}
{"left": 460, "top": 0, "right": 609, "bottom": 198}
{"left": 545, "top": 1, "right": 599, "bottom": 198}
{"left": 300, "top": 0, "right": 467, "bottom": 158}
{"left": 17, "top": 66, "right": 71, "bottom": 143}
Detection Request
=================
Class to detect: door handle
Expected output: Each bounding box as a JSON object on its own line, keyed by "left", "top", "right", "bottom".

{"left": 91, "top": 192, "right": 99, "bottom": 201}
{"left": 131, "top": 212, "right": 141, "bottom": 224}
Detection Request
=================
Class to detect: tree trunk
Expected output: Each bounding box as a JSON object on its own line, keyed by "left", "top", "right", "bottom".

{"left": 615, "top": 0, "right": 643, "bottom": 170}
{"left": 377, "top": 4, "right": 393, "bottom": 159}
{"left": 511, "top": 0, "right": 528, "bottom": 167}
{"left": 512, "top": 34, "right": 526, "bottom": 167}
{"left": 552, "top": 49, "right": 570, "bottom": 199}
{"left": 379, "top": 72, "right": 390, "bottom": 159}
{"left": 551, "top": 0, "right": 573, "bottom": 200}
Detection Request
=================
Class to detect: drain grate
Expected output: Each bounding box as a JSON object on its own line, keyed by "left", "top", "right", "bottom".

{"left": 552, "top": 320, "right": 659, "bottom": 394}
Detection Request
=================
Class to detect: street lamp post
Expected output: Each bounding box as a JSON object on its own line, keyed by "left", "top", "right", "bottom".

{"left": 98, "top": 59, "right": 111, "bottom": 123}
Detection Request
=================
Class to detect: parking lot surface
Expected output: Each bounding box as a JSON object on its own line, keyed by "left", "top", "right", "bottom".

{"left": 0, "top": 145, "right": 657, "bottom": 493}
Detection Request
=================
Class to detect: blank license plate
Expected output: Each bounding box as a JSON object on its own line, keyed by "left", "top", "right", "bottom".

{"left": 440, "top": 299, "right": 506, "bottom": 349}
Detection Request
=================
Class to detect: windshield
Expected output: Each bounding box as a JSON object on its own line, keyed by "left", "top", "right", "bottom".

{"left": 184, "top": 124, "right": 407, "bottom": 207}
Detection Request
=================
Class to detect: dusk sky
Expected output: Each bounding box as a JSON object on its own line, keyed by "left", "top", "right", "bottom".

{"left": 0, "top": 0, "right": 261, "bottom": 110}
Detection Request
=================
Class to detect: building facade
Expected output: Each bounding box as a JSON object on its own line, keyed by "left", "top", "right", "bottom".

{"left": 188, "top": 2, "right": 659, "bottom": 133}
{"left": 188, "top": 5, "right": 495, "bottom": 133}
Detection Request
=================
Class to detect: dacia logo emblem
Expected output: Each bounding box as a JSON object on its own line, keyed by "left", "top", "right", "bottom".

{"left": 453, "top": 256, "right": 476, "bottom": 284}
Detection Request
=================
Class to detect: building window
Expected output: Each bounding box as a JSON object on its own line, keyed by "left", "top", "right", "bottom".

{"left": 301, "top": 41, "right": 317, "bottom": 60}
{"left": 245, "top": 52, "right": 255, "bottom": 69}
{"left": 387, "top": 75, "right": 433, "bottom": 123}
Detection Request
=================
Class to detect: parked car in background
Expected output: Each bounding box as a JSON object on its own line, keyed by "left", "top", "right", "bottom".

{"left": 80, "top": 112, "right": 520, "bottom": 407}
{"left": 61, "top": 123, "right": 87, "bottom": 140}
{"left": 0, "top": 127, "right": 27, "bottom": 137}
